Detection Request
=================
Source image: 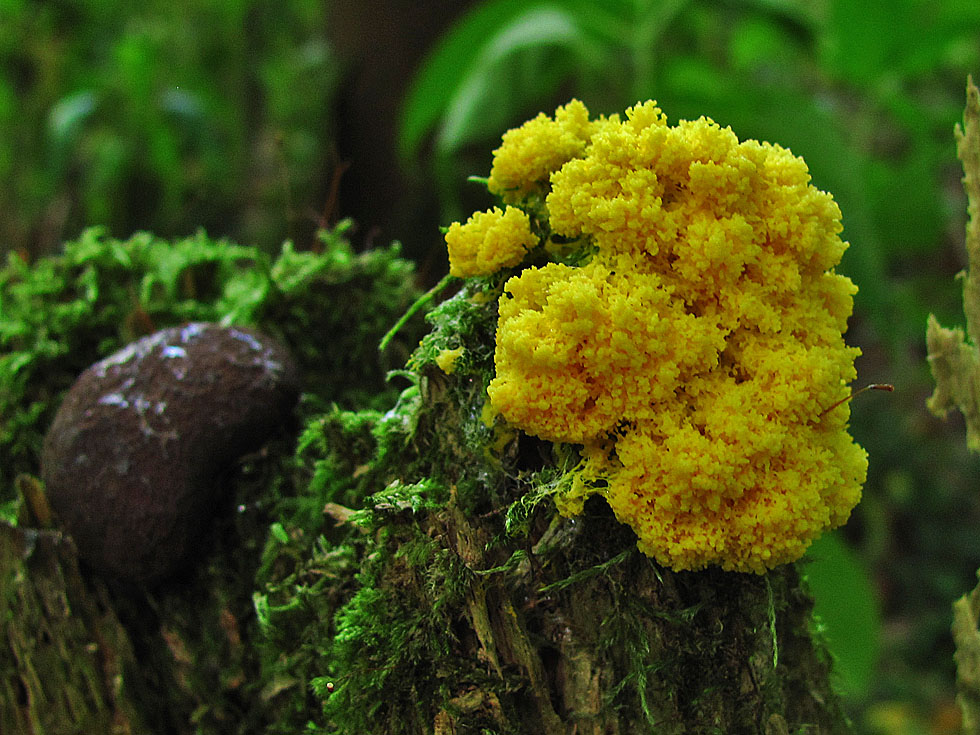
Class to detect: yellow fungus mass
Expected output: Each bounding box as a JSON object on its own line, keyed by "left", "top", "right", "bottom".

{"left": 487, "top": 99, "right": 595, "bottom": 202}
{"left": 454, "top": 99, "right": 866, "bottom": 573}
{"left": 445, "top": 206, "right": 538, "bottom": 278}
{"left": 435, "top": 347, "right": 464, "bottom": 374}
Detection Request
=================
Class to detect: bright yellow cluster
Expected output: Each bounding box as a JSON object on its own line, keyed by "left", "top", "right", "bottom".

{"left": 449, "top": 100, "right": 867, "bottom": 573}
{"left": 435, "top": 346, "right": 464, "bottom": 374}
{"left": 487, "top": 99, "right": 594, "bottom": 202}
{"left": 445, "top": 206, "right": 538, "bottom": 277}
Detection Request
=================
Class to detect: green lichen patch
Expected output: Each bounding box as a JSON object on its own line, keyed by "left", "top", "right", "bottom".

{"left": 928, "top": 77, "right": 980, "bottom": 450}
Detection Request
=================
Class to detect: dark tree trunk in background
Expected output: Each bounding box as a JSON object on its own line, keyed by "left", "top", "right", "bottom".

{"left": 328, "top": 0, "right": 477, "bottom": 264}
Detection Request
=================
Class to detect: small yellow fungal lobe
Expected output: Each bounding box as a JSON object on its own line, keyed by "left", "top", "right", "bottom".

{"left": 435, "top": 346, "right": 464, "bottom": 374}
{"left": 474, "top": 99, "right": 866, "bottom": 573}
{"left": 445, "top": 206, "right": 538, "bottom": 278}
{"left": 488, "top": 99, "right": 595, "bottom": 202}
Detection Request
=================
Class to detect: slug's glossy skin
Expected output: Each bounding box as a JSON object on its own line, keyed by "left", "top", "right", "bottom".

{"left": 41, "top": 323, "right": 299, "bottom": 582}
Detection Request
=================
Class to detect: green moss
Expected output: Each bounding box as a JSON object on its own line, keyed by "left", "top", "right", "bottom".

{"left": 0, "top": 222, "right": 421, "bottom": 518}
{"left": 0, "top": 223, "right": 427, "bottom": 731}
{"left": 1, "top": 216, "right": 849, "bottom": 732}
{"left": 294, "top": 408, "right": 383, "bottom": 513}
{"left": 249, "top": 246, "right": 852, "bottom": 733}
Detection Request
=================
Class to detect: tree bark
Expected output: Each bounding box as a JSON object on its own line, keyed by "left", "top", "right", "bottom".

{"left": 438, "top": 496, "right": 845, "bottom": 733}
{"left": 0, "top": 456, "right": 289, "bottom": 735}
{"left": 1, "top": 289, "right": 855, "bottom": 735}
{"left": 309, "top": 356, "right": 854, "bottom": 734}
{"left": 0, "top": 521, "right": 146, "bottom": 734}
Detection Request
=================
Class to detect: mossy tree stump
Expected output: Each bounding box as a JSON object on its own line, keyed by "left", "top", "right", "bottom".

{"left": 0, "top": 226, "right": 853, "bottom": 733}
{"left": 0, "top": 520, "right": 145, "bottom": 734}
{"left": 283, "top": 283, "right": 853, "bottom": 734}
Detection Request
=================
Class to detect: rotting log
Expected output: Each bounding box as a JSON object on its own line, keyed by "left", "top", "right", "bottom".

{"left": 435, "top": 485, "right": 844, "bottom": 734}
{"left": 295, "top": 331, "right": 856, "bottom": 733}
{"left": 0, "top": 520, "right": 146, "bottom": 734}
{"left": 0, "top": 376, "right": 855, "bottom": 735}
{"left": 0, "top": 456, "right": 291, "bottom": 735}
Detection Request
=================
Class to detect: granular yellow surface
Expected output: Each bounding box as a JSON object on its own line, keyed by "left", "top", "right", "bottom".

{"left": 445, "top": 206, "right": 538, "bottom": 278}
{"left": 446, "top": 99, "right": 867, "bottom": 573}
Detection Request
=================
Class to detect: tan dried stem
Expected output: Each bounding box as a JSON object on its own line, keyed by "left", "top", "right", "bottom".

{"left": 954, "top": 574, "right": 980, "bottom": 735}
{"left": 930, "top": 75, "right": 980, "bottom": 735}
{"left": 927, "top": 76, "right": 980, "bottom": 451}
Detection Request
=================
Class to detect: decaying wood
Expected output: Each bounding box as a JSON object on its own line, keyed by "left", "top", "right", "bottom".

{"left": 0, "top": 520, "right": 146, "bottom": 734}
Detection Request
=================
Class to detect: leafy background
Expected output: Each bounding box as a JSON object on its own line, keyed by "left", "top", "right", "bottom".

{"left": 3, "top": 0, "right": 980, "bottom": 732}
{"left": 0, "top": 0, "right": 337, "bottom": 256}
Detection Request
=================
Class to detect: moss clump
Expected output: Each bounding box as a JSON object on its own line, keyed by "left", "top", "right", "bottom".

{"left": 2, "top": 218, "right": 850, "bottom": 732}
{"left": 0, "top": 224, "right": 423, "bottom": 733}
{"left": 0, "top": 221, "right": 420, "bottom": 517}
{"left": 254, "top": 275, "right": 851, "bottom": 733}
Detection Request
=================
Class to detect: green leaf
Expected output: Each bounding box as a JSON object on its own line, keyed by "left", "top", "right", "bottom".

{"left": 399, "top": 0, "right": 531, "bottom": 159}
{"left": 821, "top": 0, "right": 964, "bottom": 88}
{"left": 47, "top": 90, "right": 99, "bottom": 164}
{"left": 804, "top": 532, "right": 882, "bottom": 699}
{"left": 270, "top": 521, "right": 290, "bottom": 545}
{"left": 435, "top": 6, "right": 586, "bottom": 155}
{"left": 253, "top": 592, "right": 273, "bottom": 635}
{"left": 398, "top": 0, "right": 598, "bottom": 160}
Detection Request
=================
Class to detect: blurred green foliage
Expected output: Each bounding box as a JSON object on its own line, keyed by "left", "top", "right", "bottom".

{"left": 805, "top": 531, "right": 883, "bottom": 702}
{"left": 0, "top": 0, "right": 336, "bottom": 257}
{"left": 399, "top": 0, "right": 980, "bottom": 730}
